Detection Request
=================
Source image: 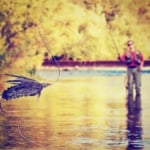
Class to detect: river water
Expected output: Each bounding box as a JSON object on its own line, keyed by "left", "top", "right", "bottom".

{"left": 0, "top": 67, "right": 150, "bottom": 150}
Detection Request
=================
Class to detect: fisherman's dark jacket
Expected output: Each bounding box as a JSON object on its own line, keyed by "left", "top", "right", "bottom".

{"left": 120, "top": 50, "right": 144, "bottom": 67}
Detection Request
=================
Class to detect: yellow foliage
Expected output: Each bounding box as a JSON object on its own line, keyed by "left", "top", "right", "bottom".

{"left": 0, "top": 0, "right": 150, "bottom": 72}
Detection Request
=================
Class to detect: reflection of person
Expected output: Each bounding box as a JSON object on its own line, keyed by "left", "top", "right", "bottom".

{"left": 127, "top": 94, "right": 142, "bottom": 112}
{"left": 118, "top": 40, "right": 144, "bottom": 96}
{"left": 126, "top": 95, "right": 143, "bottom": 150}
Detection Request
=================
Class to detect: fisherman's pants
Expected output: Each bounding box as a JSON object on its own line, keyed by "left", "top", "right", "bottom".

{"left": 127, "top": 67, "right": 141, "bottom": 95}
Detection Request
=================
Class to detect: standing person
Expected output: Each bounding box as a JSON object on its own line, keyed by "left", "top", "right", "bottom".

{"left": 118, "top": 40, "right": 144, "bottom": 96}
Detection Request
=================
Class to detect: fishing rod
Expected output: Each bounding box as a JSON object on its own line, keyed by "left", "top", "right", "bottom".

{"left": 108, "top": 29, "right": 120, "bottom": 56}
{"left": 105, "top": 13, "right": 120, "bottom": 57}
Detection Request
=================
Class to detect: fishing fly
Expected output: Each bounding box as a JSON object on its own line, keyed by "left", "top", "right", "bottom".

{"left": 0, "top": 73, "right": 51, "bottom": 112}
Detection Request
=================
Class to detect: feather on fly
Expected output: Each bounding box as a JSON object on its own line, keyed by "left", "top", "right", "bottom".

{"left": 1, "top": 74, "right": 51, "bottom": 100}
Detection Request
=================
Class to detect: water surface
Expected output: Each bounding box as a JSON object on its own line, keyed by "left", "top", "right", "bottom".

{"left": 0, "top": 67, "right": 150, "bottom": 150}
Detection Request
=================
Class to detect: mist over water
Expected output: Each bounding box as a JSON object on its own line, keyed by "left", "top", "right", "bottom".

{"left": 0, "top": 67, "right": 150, "bottom": 150}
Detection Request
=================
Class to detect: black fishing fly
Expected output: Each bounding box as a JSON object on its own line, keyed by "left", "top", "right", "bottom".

{"left": 0, "top": 73, "right": 51, "bottom": 145}
{"left": 1, "top": 74, "right": 51, "bottom": 100}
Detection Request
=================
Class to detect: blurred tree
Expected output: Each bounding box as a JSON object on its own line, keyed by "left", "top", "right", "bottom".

{"left": 0, "top": 0, "right": 149, "bottom": 73}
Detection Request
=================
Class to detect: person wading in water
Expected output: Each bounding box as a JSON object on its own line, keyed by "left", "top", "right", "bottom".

{"left": 118, "top": 40, "right": 144, "bottom": 96}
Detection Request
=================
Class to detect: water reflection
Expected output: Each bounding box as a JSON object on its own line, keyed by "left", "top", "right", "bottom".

{"left": 0, "top": 69, "right": 150, "bottom": 150}
{"left": 126, "top": 94, "right": 143, "bottom": 150}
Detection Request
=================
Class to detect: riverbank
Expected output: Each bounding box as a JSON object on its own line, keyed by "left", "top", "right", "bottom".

{"left": 42, "top": 60, "right": 150, "bottom": 67}
{"left": 40, "top": 60, "right": 150, "bottom": 71}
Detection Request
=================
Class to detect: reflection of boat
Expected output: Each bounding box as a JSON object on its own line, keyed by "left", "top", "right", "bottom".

{"left": 126, "top": 95, "right": 143, "bottom": 150}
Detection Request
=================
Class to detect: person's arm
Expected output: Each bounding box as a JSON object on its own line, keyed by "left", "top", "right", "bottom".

{"left": 139, "top": 53, "right": 144, "bottom": 71}
{"left": 118, "top": 52, "right": 126, "bottom": 62}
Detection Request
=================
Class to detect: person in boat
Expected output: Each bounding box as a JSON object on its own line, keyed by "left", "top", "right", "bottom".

{"left": 118, "top": 40, "right": 144, "bottom": 96}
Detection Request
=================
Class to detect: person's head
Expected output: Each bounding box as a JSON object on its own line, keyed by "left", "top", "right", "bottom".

{"left": 127, "top": 40, "right": 134, "bottom": 50}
